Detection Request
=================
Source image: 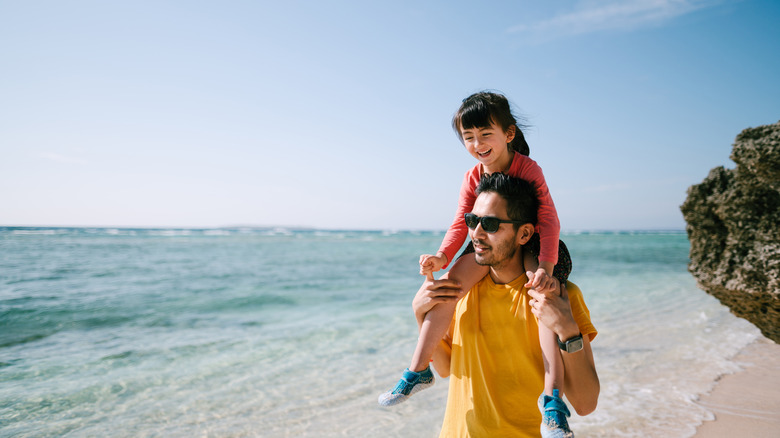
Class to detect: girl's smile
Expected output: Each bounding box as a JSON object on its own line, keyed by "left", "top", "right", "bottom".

{"left": 460, "top": 122, "right": 516, "bottom": 174}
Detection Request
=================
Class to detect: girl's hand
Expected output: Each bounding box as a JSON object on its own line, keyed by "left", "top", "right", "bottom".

{"left": 419, "top": 253, "right": 448, "bottom": 276}
{"left": 524, "top": 268, "right": 560, "bottom": 295}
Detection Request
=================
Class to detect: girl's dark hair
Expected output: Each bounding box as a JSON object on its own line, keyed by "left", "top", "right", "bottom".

{"left": 452, "top": 91, "right": 530, "bottom": 156}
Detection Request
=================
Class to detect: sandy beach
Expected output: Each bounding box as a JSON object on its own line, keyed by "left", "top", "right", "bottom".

{"left": 694, "top": 336, "right": 780, "bottom": 437}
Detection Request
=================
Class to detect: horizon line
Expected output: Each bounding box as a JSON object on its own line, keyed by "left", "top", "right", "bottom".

{"left": 0, "top": 224, "right": 688, "bottom": 233}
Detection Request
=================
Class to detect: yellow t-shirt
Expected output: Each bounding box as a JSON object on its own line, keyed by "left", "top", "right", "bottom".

{"left": 439, "top": 275, "right": 596, "bottom": 438}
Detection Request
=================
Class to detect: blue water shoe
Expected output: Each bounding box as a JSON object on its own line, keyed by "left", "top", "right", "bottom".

{"left": 378, "top": 367, "right": 435, "bottom": 406}
{"left": 538, "top": 389, "right": 574, "bottom": 438}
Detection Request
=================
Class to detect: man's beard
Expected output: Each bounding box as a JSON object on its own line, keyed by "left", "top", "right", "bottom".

{"left": 473, "top": 237, "right": 518, "bottom": 267}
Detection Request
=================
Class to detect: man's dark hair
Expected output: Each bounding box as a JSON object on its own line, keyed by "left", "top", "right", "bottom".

{"left": 475, "top": 173, "right": 538, "bottom": 228}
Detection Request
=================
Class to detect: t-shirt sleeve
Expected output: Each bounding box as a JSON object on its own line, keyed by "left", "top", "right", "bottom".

{"left": 565, "top": 281, "right": 597, "bottom": 342}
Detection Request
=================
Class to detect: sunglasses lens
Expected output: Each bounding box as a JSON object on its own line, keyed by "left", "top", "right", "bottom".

{"left": 482, "top": 217, "right": 500, "bottom": 232}
{"left": 464, "top": 213, "right": 478, "bottom": 229}
{"left": 464, "top": 214, "right": 501, "bottom": 232}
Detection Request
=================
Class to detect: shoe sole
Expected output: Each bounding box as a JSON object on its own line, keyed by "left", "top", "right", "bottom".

{"left": 377, "top": 378, "right": 435, "bottom": 407}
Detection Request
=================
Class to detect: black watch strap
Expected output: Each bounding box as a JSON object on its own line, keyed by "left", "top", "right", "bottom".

{"left": 557, "top": 333, "right": 584, "bottom": 353}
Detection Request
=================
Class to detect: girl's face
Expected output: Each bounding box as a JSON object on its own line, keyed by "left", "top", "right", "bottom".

{"left": 460, "top": 121, "right": 515, "bottom": 169}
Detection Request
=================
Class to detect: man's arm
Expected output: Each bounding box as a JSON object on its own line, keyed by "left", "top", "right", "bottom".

{"left": 528, "top": 283, "right": 600, "bottom": 415}
{"left": 560, "top": 333, "right": 598, "bottom": 415}
{"left": 412, "top": 272, "right": 463, "bottom": 328}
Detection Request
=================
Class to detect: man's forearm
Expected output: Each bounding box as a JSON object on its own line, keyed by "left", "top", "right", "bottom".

{"left": 561, "top": 337, "right": 599, "bottom": 415}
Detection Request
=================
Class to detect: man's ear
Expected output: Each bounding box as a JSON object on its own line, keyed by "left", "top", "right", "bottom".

{"left": 516, "top": 223, "right": 535, "bottom": 246}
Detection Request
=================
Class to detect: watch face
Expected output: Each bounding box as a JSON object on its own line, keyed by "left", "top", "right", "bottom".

{"left": 567, "top": 338, "right": 584, "bottom": 353}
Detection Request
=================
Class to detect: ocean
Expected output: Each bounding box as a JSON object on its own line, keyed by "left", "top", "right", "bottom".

{"left": 0, "top": 227, "right": 762, "bottom": 437}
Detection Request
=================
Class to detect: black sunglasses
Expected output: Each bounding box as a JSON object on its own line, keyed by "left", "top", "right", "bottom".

{"left": 464, "top": 213, "right": 524, "bottom": 233}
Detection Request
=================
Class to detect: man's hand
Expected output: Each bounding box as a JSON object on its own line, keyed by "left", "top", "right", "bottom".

{"left": 527, "top": 282, "right": 579, "bottom": 341}
{"left": 419, "top": 253, "right": 448, "bottom": 276}
{"left": 412, "top": 275, "right": 463, "bottom": 324}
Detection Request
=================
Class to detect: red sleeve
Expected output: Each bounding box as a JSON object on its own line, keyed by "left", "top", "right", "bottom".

{"left": 509, "top": 155, "right": 560, "bottom": 265}
{"left": 437, "top": 166, "right": 480, "bottom": 268}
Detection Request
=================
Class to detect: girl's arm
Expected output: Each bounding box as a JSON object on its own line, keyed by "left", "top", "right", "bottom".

{"left": 509, "top": 154, "right": 561, "bottom": 266}
{"left": 516, "top": 157, "right": 560, "bottom": 266}
{"left": 436, "top": 168, "right": 480, "bottom": 268}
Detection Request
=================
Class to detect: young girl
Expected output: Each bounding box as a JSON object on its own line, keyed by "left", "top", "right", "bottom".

{"left": 379, "top": 91, "right": 575, "bottom": 437}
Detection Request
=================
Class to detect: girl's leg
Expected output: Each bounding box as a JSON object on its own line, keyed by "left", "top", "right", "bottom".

{"left": 409, "top": 252, "right": 488, "bottom": 372}
{"left": 378, "top": 251, "right": 488, "bottom": 406}
{"left": 525, "top": 238, "right": 575, "bottom": 435}
{"left": 522, "top": 235, "right": 570, "bottom": 395}
{"left": 539, "top": 326, "right": 573, "bottom": 436}
{"left": 539, "top": 323, "right": 564, "bottom": 396}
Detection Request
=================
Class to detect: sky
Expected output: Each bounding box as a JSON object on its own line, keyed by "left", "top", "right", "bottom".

{"left": 1, "top": 0, "right": 778, "bottom": 231}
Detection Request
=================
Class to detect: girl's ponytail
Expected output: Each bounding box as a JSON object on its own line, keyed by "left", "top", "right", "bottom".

{"left": 511, "top": 126, "right": 530, "bottom": 156}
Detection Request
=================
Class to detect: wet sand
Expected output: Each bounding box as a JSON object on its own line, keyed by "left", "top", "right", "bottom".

{"left": 693, "top": 337, "right": 780, "bottom": 437}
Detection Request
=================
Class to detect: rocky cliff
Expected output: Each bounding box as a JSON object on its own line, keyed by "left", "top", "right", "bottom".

{"left": 680, "top": 121, "right": 780, "bottom": 343}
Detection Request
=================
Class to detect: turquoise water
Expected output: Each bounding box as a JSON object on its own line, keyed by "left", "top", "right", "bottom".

{"left": 0, "top": 228, "right": 761, "bottom": 437}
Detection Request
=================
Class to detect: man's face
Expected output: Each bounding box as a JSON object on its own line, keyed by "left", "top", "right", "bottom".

{"left": 469, "top": 192, "right": 519, "bottom": 267}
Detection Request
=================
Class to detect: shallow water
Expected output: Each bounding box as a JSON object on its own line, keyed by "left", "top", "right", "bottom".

{"left": 0, "top": 228, "right": 760, "bottom": 437}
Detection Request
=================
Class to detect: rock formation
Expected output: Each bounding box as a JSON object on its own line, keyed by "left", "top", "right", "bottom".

{"left": 680, "top": 121, "right": 780, "bottom": 343}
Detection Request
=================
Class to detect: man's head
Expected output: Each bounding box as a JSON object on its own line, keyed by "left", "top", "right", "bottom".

{"left": 467, "top": 173, "right": 538, "bottom": 268}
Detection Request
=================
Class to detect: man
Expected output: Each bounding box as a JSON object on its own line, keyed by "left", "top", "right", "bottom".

{"left": 413, "top": 173, "right": 599, "bottom": 437}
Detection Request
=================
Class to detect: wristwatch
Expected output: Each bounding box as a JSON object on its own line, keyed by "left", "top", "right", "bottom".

{"left": 557, "top": 333, "right": 584, "bottom": 353}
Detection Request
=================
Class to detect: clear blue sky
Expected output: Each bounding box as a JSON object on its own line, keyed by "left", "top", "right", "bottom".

{"left": 1, "top": 0, "right": 778, "bottom": 231}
